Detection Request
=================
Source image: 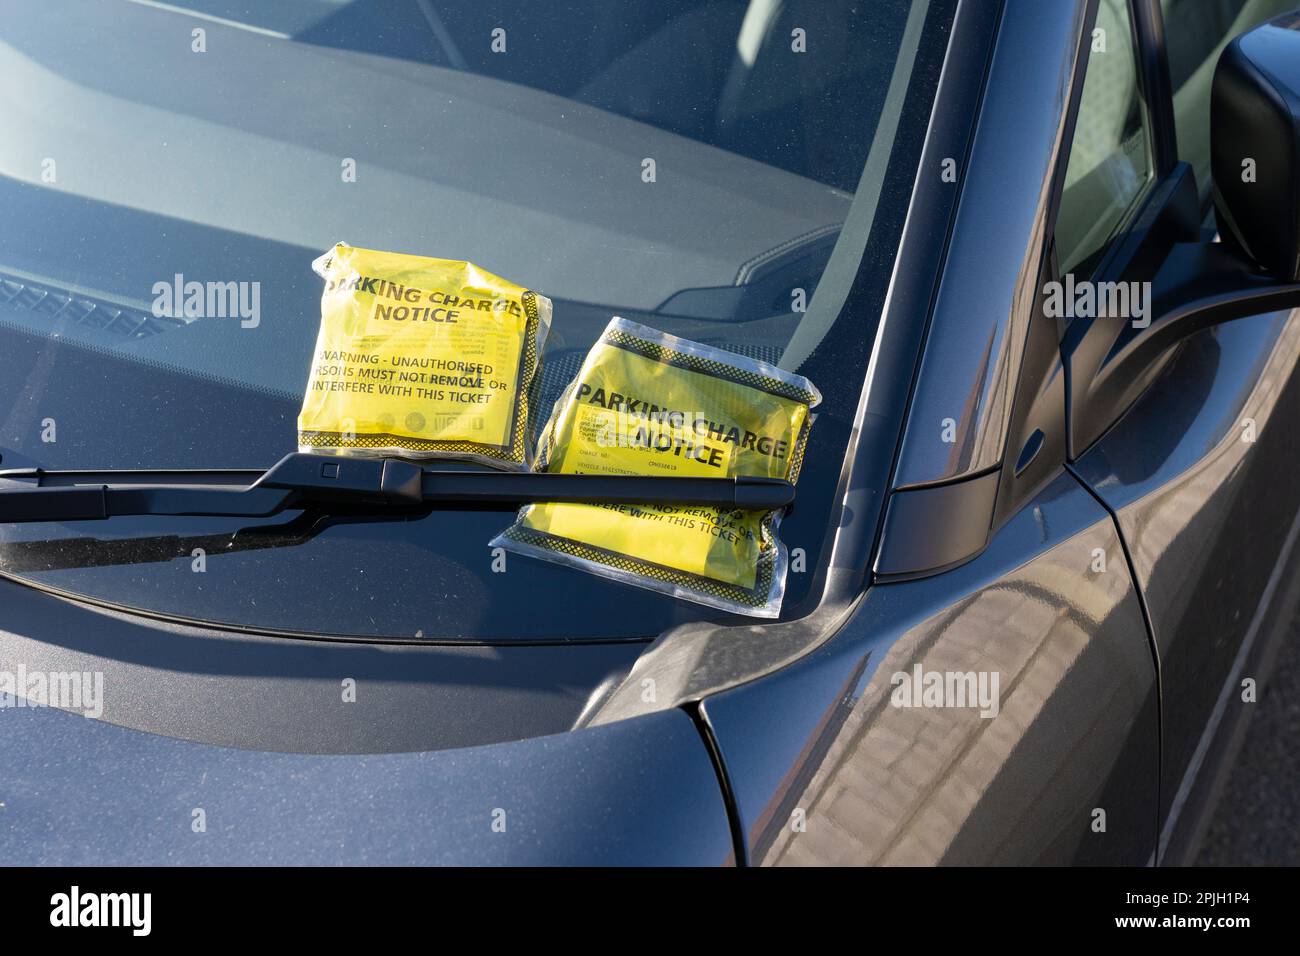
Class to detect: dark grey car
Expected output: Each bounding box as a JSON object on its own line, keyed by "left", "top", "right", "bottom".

{"left": 1, "top": 0, "right": 1299, "bottom": 865}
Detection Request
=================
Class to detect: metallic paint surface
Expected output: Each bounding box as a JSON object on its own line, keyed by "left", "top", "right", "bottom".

{"left": 891, "top": 0, "right": 1089, "bottom": 488}
{"left": 0, "top": 704, "right": 733, "bottom": 865}
{"left": 703, "top": 471, "right": 1159, "bottom": 865}
{"left": 1073, "top": 308, "right": 1300, "bottom": 832}
{"left": 0, "top": 574, "right": 643, "bottom": 754}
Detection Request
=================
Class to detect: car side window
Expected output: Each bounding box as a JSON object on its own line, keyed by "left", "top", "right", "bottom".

{"left": 1055, "top": 0, "right": 1155, "bottom": 276}
{"left": 1162, "top": 0, "right": 1295, "bottom": 207}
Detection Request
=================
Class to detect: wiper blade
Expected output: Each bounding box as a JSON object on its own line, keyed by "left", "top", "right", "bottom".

{"left": 0, "top": 452, "right": 795, "bottom": 524}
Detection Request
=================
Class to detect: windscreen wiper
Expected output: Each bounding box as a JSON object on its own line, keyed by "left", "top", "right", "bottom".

{"left": 0, "top": 452, "right": 794, "bottom": 524}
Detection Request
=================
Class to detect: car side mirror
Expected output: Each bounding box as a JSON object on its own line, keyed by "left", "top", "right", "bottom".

{"left": 1065, "top": 12, "right": 1300, "bottom": 461}
{"left": 1213, "top": 11, "right": 1300, "bottom": 281}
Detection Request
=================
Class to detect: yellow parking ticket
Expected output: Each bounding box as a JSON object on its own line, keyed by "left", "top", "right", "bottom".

{"left": 298, "top": 242, "right": 551, "bottom": 468}
{"left": 493, "top": 317, "right": 820, "bottom": 617}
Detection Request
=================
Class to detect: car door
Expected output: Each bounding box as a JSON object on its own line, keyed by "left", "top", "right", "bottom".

{"left": 1058, "top": 0, "right": 1300, "bottom": 863}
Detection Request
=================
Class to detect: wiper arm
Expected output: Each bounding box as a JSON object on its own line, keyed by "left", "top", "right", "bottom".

{"left": 0, "top": 452, "right": 795, "bottom": 524}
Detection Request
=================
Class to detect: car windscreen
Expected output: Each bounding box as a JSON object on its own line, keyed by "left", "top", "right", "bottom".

{"left": 0, "top": 0, "right": 955, "bottom": 640}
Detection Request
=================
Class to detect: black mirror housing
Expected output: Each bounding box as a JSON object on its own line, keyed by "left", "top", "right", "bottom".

{"left": 1212, "top": 12, "right": 1300, "bottom": 281}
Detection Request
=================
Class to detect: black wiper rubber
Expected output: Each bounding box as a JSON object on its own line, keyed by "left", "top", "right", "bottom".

{"left": 0, "top": 452, "right": 795, "bottom": 524}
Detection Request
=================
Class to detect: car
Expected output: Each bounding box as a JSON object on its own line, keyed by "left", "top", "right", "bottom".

{"left": 1, "top": 0, "right": 1298, "bottom": 866}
